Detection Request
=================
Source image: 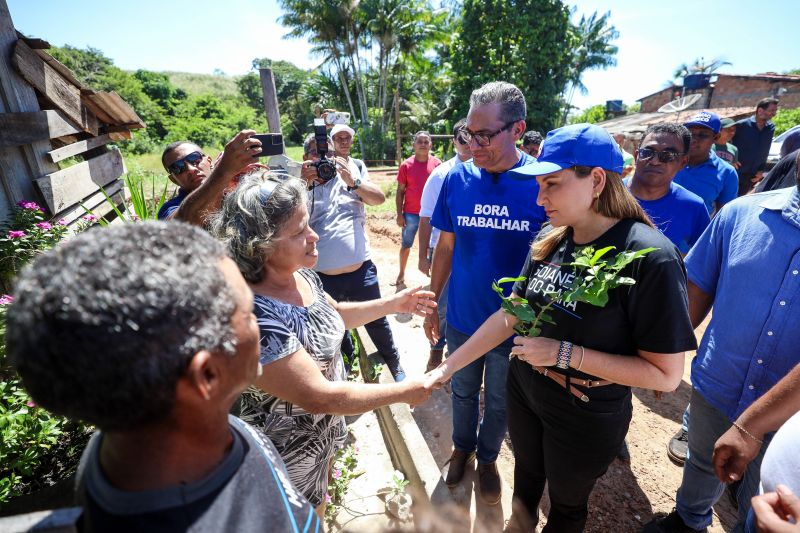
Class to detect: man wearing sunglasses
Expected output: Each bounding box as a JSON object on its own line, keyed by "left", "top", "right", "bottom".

{"left": 158, "top": 131, "right": 262, "bottom": 223}
{"left": 672, "top": 112, "right": 739, "bottom": 215}
{"left": 417, "top": 118, "right": 471, "bottom": 372}
{"left": 425, "top": 82, "right": 547, "bottom": 505}
{"left": 626, "top": 123, "right": 710, "bottom": 255}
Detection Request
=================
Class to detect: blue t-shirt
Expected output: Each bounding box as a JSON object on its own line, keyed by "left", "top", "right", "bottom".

{"left": 431, "top": 154, "right": 547, "bottom": 335}
{"left": 157, "top": 188, "right": 188, "bottom": 220}
{"left": 673, "top": 152, "right": 738, "bottom": 214}
{"left": 686, "top": 187, "right": 800, "bottom": 420}
{"left": 624, "top": 180, "right": 710, "bottom": 254}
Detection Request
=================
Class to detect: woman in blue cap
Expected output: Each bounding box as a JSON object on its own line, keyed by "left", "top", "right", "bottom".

{"left": 425, "top": 123, "right": 697, "bottom": 532}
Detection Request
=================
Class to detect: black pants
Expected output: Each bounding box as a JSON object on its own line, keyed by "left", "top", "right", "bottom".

{"left": 738, "top": 172, "right": 756, "bottom": 197}
{"left": 507, "top": 358, "right": 632, "bottom": 533}
{"left": 317, "top": 260, "right": 401, "bottom": 371}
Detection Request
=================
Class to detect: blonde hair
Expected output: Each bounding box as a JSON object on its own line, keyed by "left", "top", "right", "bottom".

{"left": 532, "top": 166, "right": 654, "bottom": 261}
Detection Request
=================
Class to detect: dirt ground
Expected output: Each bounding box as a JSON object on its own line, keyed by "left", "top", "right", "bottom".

{"left": 360, "top": 169, "right": 737, "bottom": 532}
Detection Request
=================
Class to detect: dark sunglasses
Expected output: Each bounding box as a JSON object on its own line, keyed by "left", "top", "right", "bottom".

{"left": 167, "top": 151, "right": 205, "bottom": 175}
{"left": 637, "top": 147, "right": 685, "bottom": 163}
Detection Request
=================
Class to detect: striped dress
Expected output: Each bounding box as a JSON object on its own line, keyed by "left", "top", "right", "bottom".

{"left": 239, "top": 268, "right": 348, "bottom": 507}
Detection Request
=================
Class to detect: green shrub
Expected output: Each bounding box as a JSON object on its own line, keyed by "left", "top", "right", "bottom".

{"left": 773, "top": 107, "right": 800, "bottom": 136}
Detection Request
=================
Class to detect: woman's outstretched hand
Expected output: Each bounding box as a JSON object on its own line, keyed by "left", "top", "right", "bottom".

{"left": 393, "top": 286, "right": 437, "bottom": 317}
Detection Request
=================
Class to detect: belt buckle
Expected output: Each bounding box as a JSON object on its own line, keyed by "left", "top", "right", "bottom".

{"left": 579, "top": 393, "right": 589, "bottom": 403}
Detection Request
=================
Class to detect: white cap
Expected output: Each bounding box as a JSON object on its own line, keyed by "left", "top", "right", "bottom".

{"left": 330, "top": 124, "right": 356, "bottom": 139}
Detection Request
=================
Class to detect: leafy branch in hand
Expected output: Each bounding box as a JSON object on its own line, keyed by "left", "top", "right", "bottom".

{"left": 492, "top": 245, "right": 657, "bottom": 339}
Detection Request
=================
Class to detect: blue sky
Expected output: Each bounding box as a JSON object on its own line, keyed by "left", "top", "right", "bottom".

{"left": 7, "top": 0, "right": 799, "bottom": 111}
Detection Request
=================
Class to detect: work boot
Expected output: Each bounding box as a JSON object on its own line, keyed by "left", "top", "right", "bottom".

{"left": 641, "top": 509, "right": 707, "bottom": 532}
{"left": 426, "top": 348, "right": 444, "bottom": 372}
{"left": 478, "top": 462, "right": 502, "bottom": 505}
{"left": 444, "top": 449, "right": 475, "bottom": 487}
{"left": 667, "top": 429, "right": 689, "bottom": 465}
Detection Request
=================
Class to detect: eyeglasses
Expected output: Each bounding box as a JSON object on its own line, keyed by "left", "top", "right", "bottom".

{"left": 455, "top": 132, "right": 469, "bottom": 145}
{"left": 462, "top": 120, "right": 518, "bottom": 147}
{"left": 167, "top": 151, "right": 205, "bottom": 175}
{"left": 637, "top": 147, "right": 685, "bottom": 163}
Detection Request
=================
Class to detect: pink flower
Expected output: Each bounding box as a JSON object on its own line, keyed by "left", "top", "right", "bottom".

{"left": 35, "top": 222, "right": 52, "bottom": 230}
{"left": 8, "top": 230, "right": 26, "bottom": 239}
{"left": 82, "top": 214, "right": 98, "bottom": 222}
{"left": 57, "top": 219, "right": 68, "bottom": 226}
{"left": 130, "top": 214, "right": 140, "bottom": 221}
{"left": 26, "top": 400, "right": 36, "bottom": 408}
{"left": 325, "top": 494, "right": 332, "bottom": 503}
{"left": 0, "top": 295, "right": 14, "bottom": 305}
{"left": 332, "top": 469, "right": 342, "bottom": 480}
{"left": 16, "top": 201, "right": 42, "bottom": 211}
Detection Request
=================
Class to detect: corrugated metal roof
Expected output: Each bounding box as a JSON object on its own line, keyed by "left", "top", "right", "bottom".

{"left": 596, "top": 107, "right": 754, "bottom": 134}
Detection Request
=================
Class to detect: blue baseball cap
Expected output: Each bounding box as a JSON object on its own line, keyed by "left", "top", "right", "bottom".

{"left": 513, "top": 123, "right": 624, "bottom": 177}
{"left": 683, "top": 111, "right": 721, "bottom": 134}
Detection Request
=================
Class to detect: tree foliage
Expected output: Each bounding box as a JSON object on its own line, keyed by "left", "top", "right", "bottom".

{"left": 774, "top": 107, "right": 800, "bottom": 136}
{"left": 449, "top": 0, "right": 576, "bottom": 133}
{"left": 568, "top": 104, "right": 606, "bottom": 125}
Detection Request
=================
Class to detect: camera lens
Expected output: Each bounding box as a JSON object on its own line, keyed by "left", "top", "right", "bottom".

{"left": 316, "top": 159, "right": 337, "bottom": 182}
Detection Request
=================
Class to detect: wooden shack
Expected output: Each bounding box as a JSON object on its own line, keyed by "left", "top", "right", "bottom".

{"left": 0, "top": 0, "right": 144, "bottom": 225}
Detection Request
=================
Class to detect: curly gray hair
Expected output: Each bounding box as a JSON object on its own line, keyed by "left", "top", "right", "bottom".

{"left": 6, "top": 221, "right": 237, "bottom": 431}
{"left": 209, "top": 169, "right": 307, "bottom": 283}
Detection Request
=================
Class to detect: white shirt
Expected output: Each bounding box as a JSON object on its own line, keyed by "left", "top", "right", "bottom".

{"left": 419, "top": 156, "right": 467, "bottom": 249}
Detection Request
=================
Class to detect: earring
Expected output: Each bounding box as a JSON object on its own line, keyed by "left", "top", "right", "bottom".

{"left": 594, "top": 193, "right": 600, "bottom": 199}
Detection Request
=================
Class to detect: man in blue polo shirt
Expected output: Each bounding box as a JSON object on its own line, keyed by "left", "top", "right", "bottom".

{"left": 673, "top": 112, "right": 738, "bottom": 215}
{"left": 626, "top": 123, "right": 710, "bottom": 255}
{"left": 426, "top": 81, "right": 547, "bottom": 505}
{"left": 644, "top": 171, "right": 800, "bottom": 533}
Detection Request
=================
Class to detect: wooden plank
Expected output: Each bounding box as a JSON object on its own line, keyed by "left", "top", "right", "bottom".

{"left": 47, "top": 134, "right": 114, "bottom": 163}
{"left": 0, "top": 0, "right": 59, "bottom": 213}
{"left": 259, "top": 68, "right": 282, "bottom": 134}
{"left": 54, "top": 179, "right": 124, "bottom": 226}
{"left": 108, "top": 131, "right": 131, "bottom": 141}
{"left": 35, "top": 148, "right": 125, "bottom": 213}
{"left": 15, "top": 30, "right": 51, "bottom": 50}
{"left": 0, "top": 110, "right": 81, "bottom": 148}
{"left": 83, "top": 91, "right": 144, "bottom": 128}
{"left": 35, "top": 49, "right": 84, "bottom": 88}
{"left": 13, "top": 40, "right": 98, "bottom": 135}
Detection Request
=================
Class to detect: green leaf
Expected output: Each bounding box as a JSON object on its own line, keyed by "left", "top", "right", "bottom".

{"left": 589, "top": 245, "right": 616, "bottom": 265}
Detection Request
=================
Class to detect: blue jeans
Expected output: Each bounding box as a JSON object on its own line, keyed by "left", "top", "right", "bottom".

{"left": 676, "top": 389, "right": 772, "bottom": 532}
{"left": 446, "top": 326, "right": 511, "bottom": 464}
{"left": 401, "top": 213, "right": 420, "bottom": 249}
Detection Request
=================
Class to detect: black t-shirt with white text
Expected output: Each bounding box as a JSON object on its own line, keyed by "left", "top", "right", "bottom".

{"left": 512, "top": 219, "right": 697, "bottom": 402}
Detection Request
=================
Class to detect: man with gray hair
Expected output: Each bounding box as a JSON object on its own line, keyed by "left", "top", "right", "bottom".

{"left": 6, "top": 222, "right": 317, "bottom": 531}
{"left": 425, "top": 81, "right": 547, "bottom": 504}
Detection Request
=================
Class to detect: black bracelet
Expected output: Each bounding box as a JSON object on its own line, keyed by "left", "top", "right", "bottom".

{"left": 556, "top": 340, "right": 573, "bottom": 369}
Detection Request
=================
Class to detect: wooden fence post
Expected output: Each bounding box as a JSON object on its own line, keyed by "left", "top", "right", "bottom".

{"left": 394, "top": 90, "right": 402, "bottom": 166}
{"left": 258, "top": 68, "right": 282, "bottom": 135}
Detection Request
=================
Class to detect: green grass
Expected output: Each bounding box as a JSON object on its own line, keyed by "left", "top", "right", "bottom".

{"left": 163, "top": 71, "right": 240, "bottom": 98}
{"left": 365, "top": 181, "right": 397, "bottom": 215}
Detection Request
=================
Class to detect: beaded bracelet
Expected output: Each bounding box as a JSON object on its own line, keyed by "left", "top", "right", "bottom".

{"left": 732, "top": 421, "right": 764, "bottom": 445}
{"left": 555, "top": 340, "right": 573, "bottom": 369}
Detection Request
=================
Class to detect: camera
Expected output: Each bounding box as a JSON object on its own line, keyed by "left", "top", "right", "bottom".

{"left": 311, "top": 118, "right": 337, "bottom": 182}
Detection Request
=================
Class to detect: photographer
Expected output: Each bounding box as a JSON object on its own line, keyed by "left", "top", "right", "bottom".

{"left": 301, "top": 127, "right": 407, "bottom": 381}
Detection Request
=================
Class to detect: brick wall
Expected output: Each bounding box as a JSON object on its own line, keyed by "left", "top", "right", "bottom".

{"left": 710, "top": 75, "right": 800, "bottom": 109}
{"left": 640, "top": 87, "right": 678, "bottom": 113}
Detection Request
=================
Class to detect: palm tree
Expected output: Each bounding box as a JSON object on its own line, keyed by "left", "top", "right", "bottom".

{"left": 561, "top": 10, "right": 619, "bottom": 125}
{"left": 673, "top": 57, "right": 732, "bottom": 80}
